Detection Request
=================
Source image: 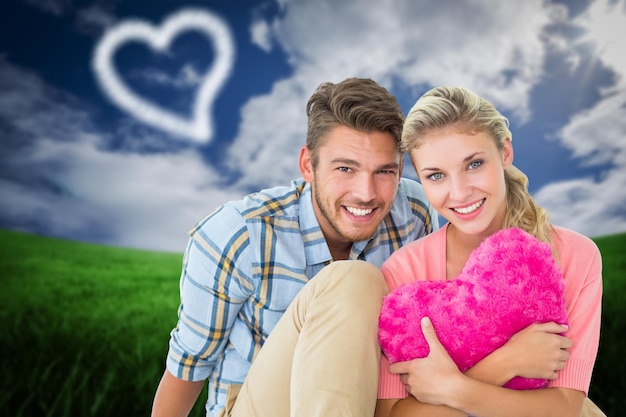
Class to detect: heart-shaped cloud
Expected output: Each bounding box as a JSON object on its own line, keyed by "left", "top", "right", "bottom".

{"left": 92, "top": 8, "right": 235, "bottom": 143}
{"left": 378, "top": 227, "right": 568, "bottom": 390}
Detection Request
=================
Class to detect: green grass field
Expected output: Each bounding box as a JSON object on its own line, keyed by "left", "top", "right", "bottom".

{"left": 0, "top": 228, "right": 624, "bottom": 416}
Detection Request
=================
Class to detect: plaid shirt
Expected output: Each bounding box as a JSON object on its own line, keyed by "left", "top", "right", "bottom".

{"left": 166, "top": 178, "right": 437, "bottom": 416}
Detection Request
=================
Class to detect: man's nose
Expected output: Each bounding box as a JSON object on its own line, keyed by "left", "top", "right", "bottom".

{"left": 352, "top": 174, "right": 377, "bottom": 202}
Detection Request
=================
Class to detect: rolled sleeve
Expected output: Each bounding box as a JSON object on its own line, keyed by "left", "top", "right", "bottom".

{"left": 166, "top": 207, "right": 253, "bottom": 381}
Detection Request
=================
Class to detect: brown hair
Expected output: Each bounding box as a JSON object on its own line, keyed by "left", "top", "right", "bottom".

{"left": 305, "top": 78, "right": 404, "bottom": 167}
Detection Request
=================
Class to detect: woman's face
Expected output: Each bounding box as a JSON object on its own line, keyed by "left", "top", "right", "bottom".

{"left": 410, "top": 128, "right": 513, "bottom": 239}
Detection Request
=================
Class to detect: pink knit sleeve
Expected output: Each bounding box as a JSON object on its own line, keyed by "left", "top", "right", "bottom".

{"left": 378, "top": 353, "right": 409, "bottom": 399}
{"left": 548, "top": 227, "right": 603, "bottom": 394}
{"left": 377, "top": 227, "right": 448, "bottom": 399}
{"left": 378, "top": 252, "right": 411, "bottom": 399}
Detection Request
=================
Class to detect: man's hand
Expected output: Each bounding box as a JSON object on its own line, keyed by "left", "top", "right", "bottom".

{"left": 151, "top": 370, "right": 205, "bottom": 417}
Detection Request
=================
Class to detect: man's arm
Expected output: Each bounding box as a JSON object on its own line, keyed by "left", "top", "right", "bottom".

{"left": 153, "top": 206, "right": 253, "bottom": 416}
{"left": 151, "top": 370, "right": 205, "bottom": 417}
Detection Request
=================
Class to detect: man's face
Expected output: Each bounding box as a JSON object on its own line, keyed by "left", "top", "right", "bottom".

{"left": 300, "top": 125, "right": 402, "bottom": 255}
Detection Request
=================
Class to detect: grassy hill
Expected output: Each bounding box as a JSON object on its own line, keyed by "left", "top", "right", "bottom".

{"left": 0, "top": 228, "right": 624, "bottom": 416}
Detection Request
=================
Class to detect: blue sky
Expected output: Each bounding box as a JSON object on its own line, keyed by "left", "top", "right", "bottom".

{"left": 1, "top": 0, "right": 625, "bottom": 252}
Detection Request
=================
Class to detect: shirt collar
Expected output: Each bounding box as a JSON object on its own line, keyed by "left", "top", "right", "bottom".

{"left": 296, "top": 179, "right": 378, "bottom": 265}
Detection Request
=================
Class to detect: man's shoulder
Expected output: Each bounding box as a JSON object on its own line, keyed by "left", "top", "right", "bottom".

{"left": 396, "top": 177, "right": 432, "bottom": 214}
{"left": 231, "top": 180, "right": 305, "bottom": 220}
{"left": 397, "top": 177, "right": 427, "bottom": 200}
{"left": 193, "top": 180, "right": 305, "bottom": 231}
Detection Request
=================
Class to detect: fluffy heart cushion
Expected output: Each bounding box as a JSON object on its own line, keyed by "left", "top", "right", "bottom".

{"left": 378, "top": 227, "right": 568, "bottom": 390}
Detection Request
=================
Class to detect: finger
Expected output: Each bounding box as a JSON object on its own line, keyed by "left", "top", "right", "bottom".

{"left": 421, "top": 316, "right": 444, "bottom": 354}
{"left": 560, "top": 336, "right": 573, "bottom": 349}
{"left": 535, "top": 322, "right": 569, "bottom": 334}
{"left": 558, "top": 349, "right": 571, "bottom": 362}
{"left": 389, "top": 360, "right": 411, "bottom": 375}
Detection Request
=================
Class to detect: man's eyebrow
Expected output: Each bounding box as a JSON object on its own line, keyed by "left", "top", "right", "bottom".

{"left": 330, "top": 158, "right": 360, "bottom": 166}
{"left": 330, "top": 159, "right": 400, "bottom": 170}
{"left": 378, "top": 162, "right": 401, "bottom": 170}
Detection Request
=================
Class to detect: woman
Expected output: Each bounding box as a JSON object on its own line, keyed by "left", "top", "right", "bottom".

{"left": 375, "top": 86, "right": 604, "bottom": 417}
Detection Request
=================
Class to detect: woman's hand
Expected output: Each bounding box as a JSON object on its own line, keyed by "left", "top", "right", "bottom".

{"left": 499, "top": 322, "right": 571, "bottom": 380}
{"left": 389, "top": 317, "right": 467, "bottom": 407}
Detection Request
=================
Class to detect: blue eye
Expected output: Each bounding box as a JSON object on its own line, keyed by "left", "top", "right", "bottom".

{"left": 469, "top": 160, "right": 483, "bottom": 170}
{"left": 429, "top": 173, "right": 444, "bottom": 181}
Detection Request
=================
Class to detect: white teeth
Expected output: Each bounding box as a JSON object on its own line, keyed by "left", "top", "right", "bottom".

{"left": 453, "top": 199, "right": 484, "bottom": 214}
{"left": 346, "top": 207, "right": 373, "bottom": 216}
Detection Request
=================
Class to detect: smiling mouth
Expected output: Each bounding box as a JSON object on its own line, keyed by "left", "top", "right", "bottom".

{"left": 345, "top": 206, "right": 375, "bottom": 217}
{"left": 452, "top": 199, "right": 485, "bottom": 214}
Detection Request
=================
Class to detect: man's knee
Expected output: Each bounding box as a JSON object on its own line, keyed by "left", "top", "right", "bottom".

{"left": 314, "top": 260, "right": 388, "bottom": 308}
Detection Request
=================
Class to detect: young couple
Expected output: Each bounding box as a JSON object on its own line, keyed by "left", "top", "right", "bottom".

{"left": 151, "top": 78, "right": 604, "bottom": 417}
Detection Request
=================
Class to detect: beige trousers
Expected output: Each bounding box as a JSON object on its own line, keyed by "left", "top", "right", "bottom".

{"left": 582, "top": 397, "right": 607, "bottom": 417}
{"left": 229, "top": 260, "right": 387, "bottom": 417}
{"left": 226, "top": 259, "right": 607, "bottom": 417}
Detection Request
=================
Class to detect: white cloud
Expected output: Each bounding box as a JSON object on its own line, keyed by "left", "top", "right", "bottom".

{"left": 230, "top": 0, "right": 625, "bottom": 237}
{"left": 4, "top": 0, "right": 626, "bottom": 253}
{"left": 250, "top": 17, "right": 273, "bottom": 52}
{"left": 0, "top": 58, "right": 242, "bottom": 251}
{"left": 534, "top": 0, "right": 626, "bottom": 237}
{"left": 25, "top": 136, "right": 237, "bottom": 251}
{"left": 556, "top": 90, "right": 626, "bottom": 166}
{"left": 24, "top": 0, "right": 70, "bottom": 16}
{"left": 226, "top": 77, "right": 310, "bottom": 188}
{"left": 573, "top": 0, "right": 626, "bottom": 88}
{"left": 534, "top": 173, "right": 626, "bottom": 238}
{"left": 274, "top": 0, "right": 563, "bottom": 117}
{"left": 131, "top": 64, "right": 205, "bottom": 89}
{"left": 229, "top": 0, "right": 563, "bottom": 185}
{"left": 91, "top": 8, "right": 235, "bottom": 143}
{"left": 535, "top": 89, "right": 626, "bottom": 237}
{"left": 75, "top": 4, "right": 117, "bottom": 34}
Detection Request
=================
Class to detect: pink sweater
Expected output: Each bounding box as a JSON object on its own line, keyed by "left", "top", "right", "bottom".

{"left": 378, "top": 224, "right": 603, "bottom": 398}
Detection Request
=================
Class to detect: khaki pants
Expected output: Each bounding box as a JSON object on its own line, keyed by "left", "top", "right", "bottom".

{"left": 582, "top": 397, "right": 607, "bottom": 417}
{"left": 225, "top": 260, "right": 607, "bottom": 417}
{"left": 229, "top": 260, "right": 387, "bottom": 417}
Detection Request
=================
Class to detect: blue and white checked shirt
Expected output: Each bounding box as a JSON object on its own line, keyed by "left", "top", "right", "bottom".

{"left": 166, "top": 178, "right": 437, "bottom": 416}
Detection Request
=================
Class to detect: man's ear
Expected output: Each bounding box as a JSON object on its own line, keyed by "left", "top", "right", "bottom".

{"left": 502, "top": 138, "right": 514, "bottom": 168}
{"left": 299, "top": 146, "right": 314, "bottom": 182}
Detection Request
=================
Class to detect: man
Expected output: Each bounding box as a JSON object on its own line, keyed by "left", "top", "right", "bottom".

{"left": 151, "top": 77, "right": 438, "bottom": 417}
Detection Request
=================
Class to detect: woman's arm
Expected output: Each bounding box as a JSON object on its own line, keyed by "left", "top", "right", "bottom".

{"left": 389, "top": 317, "right": 585, "bottom": 417}
{"left": 466, "top": 322, "right": 571, "bottom": 385}
{"left": 376, "top": 321, "right": 572, "bottom": 417}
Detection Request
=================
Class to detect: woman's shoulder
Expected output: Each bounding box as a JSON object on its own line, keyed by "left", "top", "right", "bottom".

{"left": 393, "top": 224, "right": 447, "bottom": 257}
{"left": 552, "top": 225, "right": 601, "bottom": 256}
{"left": 381, "top": 225, "right": 448, "bottom": 288}
{"left": 552, "top": 225, "right": 602, "bottom": 276}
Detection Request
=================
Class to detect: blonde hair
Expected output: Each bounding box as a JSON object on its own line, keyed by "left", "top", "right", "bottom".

{"left": 402, "top": 86, "right": 555, "bottom": 251}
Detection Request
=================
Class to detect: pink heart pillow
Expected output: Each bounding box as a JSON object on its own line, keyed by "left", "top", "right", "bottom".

{"left": 378, "top": 227, "right": 568, "bottom": 390}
